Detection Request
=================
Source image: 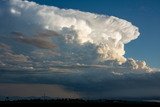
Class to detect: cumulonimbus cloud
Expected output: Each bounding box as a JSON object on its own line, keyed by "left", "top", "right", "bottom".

{"left": 0, "top": 0, "right": 153, "bottom": 71}
{"left": 0, "top": 0, "right": 160, "bottom": 99}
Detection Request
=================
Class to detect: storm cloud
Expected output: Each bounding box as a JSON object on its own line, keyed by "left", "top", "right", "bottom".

{"left": 0, "top": 0, "right": 159, "bottom": 99}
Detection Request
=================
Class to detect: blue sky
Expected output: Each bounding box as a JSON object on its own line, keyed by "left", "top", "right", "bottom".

{"left": 29, "top": 0, "right": 160, "bottom": 68}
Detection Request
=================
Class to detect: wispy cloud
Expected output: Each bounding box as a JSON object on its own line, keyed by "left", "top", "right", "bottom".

{"left": 11, "top": 31, "right": 57, "bottom": 49}
{"left": 0, "top": 43, "right": 11, "bottom": 50}
{"left": 0, "top": 42, "right": 31, "bottom": 69}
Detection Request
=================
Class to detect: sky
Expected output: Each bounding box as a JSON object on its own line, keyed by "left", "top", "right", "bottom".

{"left": 0, "top": 0, "right": 160, "bottom": 100}
{"left": 28, "top": 0, "right": 160, "bottom": 68}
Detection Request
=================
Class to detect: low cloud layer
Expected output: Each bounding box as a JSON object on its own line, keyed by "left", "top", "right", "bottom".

{"left": 0, "top": 0, "right": 159, "bottom": 99}
{"left": 0, "top": 67, "right": 160, "bottom": 99}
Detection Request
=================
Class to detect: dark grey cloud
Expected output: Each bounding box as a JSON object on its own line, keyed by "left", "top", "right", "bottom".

{"left": 0, "top": 67, "right": 160, "bottom": 99}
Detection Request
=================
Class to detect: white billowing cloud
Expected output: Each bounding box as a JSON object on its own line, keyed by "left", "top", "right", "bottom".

{"left": 0, "top": 0, "right": 154, "bottom": 72}
{"left": 0, "top": 0, "right": 140, "bottom": 64}
{"left": 122, "top": 58, "right": 152, "bottom": 72}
